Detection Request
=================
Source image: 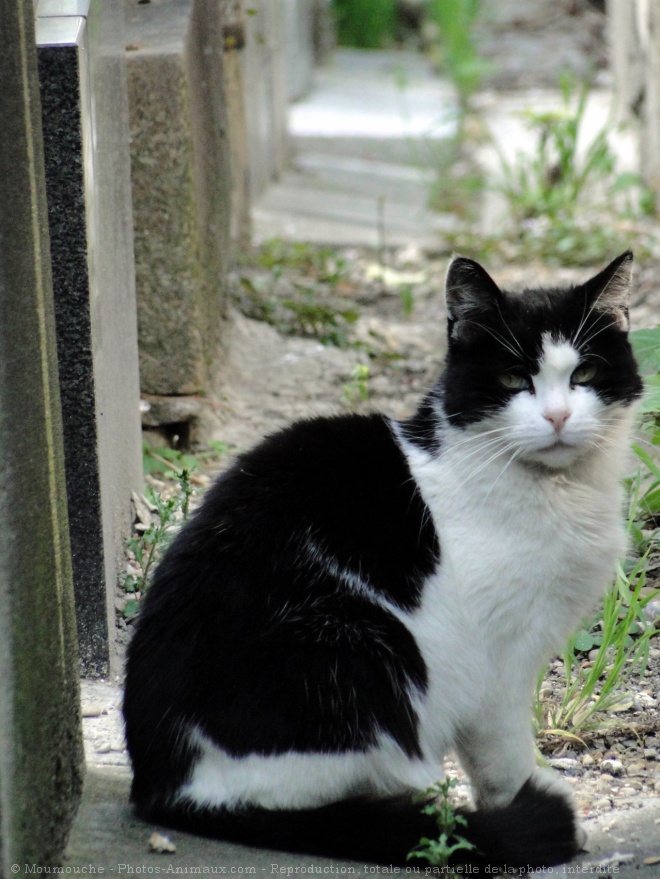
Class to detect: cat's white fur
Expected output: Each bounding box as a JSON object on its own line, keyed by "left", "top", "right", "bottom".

{"left": 178, "top": 337, "right": 635, "bottom": 814}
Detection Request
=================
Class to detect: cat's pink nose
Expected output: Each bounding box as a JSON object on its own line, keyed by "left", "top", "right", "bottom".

{"left": 543, "top": 408, "right": 571, "bottom": 431}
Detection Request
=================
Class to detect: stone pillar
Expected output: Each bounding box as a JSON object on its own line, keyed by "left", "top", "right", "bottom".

{"left": 125, "top": 0, "right": 231, "bottom": 413}
{"left": 285, "top": 0, "right": 315, "bottom": 101}
{"left": 241, "top": 0, "right": 289, "bottom": 198}
{"left": 221, "top": 0, "right": 252, "bottom": 247}
{"left": 35, "top": 0, "right": 143, "bottom": 676}
{"left": 609, "top": 0, "right": 660, "bottom": 190}
{"left": 0, "top": 0, "right": 84, "bottom": 870}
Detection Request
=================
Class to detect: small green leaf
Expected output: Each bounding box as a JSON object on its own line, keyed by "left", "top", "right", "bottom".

{"left": 123, "top": 599, "right": 140, "bottom": 618}
{"left": 573, "top": 630, "right": 595, "bottom": 652}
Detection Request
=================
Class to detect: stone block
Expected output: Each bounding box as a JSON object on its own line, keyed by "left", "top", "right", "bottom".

{"left": 125, "top": 0, "right": 231, "bottom": 398}
{"left": 241, "top": 0, "right": 289, "bottom": 198}
{"left": 0, "top": 1, "right": 84, "bottom": 869}
{"left": 285, "top": 0, "right": 315, "bottom": 101}
{"left": 36, "top": 0, "right": 143, "bottom": 676}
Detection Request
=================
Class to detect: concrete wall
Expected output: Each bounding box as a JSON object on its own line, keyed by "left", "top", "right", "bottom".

{"left": 0, "top": 0, "right": 84, "bottom": 868}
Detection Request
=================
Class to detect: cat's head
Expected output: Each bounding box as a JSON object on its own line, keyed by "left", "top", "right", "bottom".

{"left": 441, "top": 251, "right": 643, "bottom": 470}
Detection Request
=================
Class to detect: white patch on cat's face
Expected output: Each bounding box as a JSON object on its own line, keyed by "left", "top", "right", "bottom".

{"left": 498, "top": 335, "right": 610, "bottom": 469}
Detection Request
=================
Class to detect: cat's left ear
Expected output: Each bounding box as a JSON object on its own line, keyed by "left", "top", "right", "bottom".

{"left": 582, "top": 250, "right": 633, "bottom": 332}
{"left": 445, "top": 256, "right": 503, "bottom": 328}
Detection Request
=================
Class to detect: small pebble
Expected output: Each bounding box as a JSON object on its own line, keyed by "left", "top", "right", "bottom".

{"left": 95, "top": 741, "right": 111, "bottom": 754}
{"left": 591, "top": 796, "right": 612, "bottom": 812}
{"left": 600, "top": 759, "right": 625, "bottom": 777}
{"left": 644, "top": 748, "right": 658, "bottom": 760}
{"left": 82, "top": 704, "right": 105, "bottom": 718}
{"left": 148, "top": 832, "right": 176, "bottom": 854}
{"left": 581, "top": 754, "right": 595, "bottom": 766}
{"left": 633, "top": 693, "right": 657, "bottom": 710}
{"left": 550, "top": 757, "right": 582, "bottom": 774}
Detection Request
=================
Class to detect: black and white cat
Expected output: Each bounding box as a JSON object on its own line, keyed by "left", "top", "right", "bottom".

{"left": 123, "top": 252, "right": 643, "bottom": 870}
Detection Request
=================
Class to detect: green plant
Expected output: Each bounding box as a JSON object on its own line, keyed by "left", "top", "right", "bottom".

{"left": 399, "top": 284, "right": 415, "bottom": 318}
{"left": 234, "top": 274, "right": 360, "bottom": 349}
{"left": 427, "top": 0, "right": 488, "bottom": 116}
{"left": 537, "top": 553, "right": 658, "bottom": 738}
{"left": 497, "top": 75, "right": 615, "bottom": 223}
{"left": 121, "top": 470, "right": 195, "bottom": 617}
{"left": 332, "top": 0, "right": 396, "bottom": 49}
{"left": 491, "top": 74, "right": 654, "bottom": 265}
{"left": 281, "top": 293, "right": 359, "bottom": 347}
{"left": 407, "top": 779, "right": 475, "bottom": 867}
{"left": 256, "top": 239, "right": 348, "bottom": 284}
{"left": 143, "top": 440, "right": 229, "bottom": 478}
{"left": 343, "top": 363, "right": 370, "bottom": 407}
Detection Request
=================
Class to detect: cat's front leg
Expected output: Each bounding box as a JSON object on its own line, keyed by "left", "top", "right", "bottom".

{"left": 454, "top": 705, "right": 573, "bottom": 811}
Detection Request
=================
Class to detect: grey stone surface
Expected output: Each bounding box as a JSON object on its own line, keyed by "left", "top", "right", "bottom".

{"left": 285, "top": 0, "right": 315, "bottom": 101}
{"left": 0, "top": 0, "right": 84, "bottom": 869}
{"left": 125, "top": 0, "right": 231, "bottom": 398}
{"left": 242, "top": 0, "right": 289, "bottom": 199}
{"left": 221, "top": 0, "right": 252, "bottom": 247}
{"left": 65, "top": 764, "right": 660, "bottom": 877}
{"left": 253, "top": 49, "right": 458, "bottom": 247}
{"left": 36, "top": 0, "right": 143, "bottom": 677}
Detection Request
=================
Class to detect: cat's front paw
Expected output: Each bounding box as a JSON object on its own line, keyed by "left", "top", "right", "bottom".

{"left": 530, "top": 766, "right": 574, "bottom": 802}
{"left": 527, "top": 767, "right": 587, "bottom": 851}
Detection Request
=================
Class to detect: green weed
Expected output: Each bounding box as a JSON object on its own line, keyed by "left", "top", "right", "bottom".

{"left": 143, "top": 439, "right": 228, "bottom": 478}
{"left": 407, "top": 779, "right": 475, "bottom": 867}
{"left": 332, "top": 0, "right": 396, "bottom": 50}
{"left": 399, "top": 284, "right": 415, "bottom": 318}
{"left": 427, "top": 0, "right": 488, "bottom": 116}
{"left": 122, "top": 470, "right": 195, "bottom": 617}
{"left": 256, "top": 239, "right": 348, "bottom": 284}
{"left": 234, "top": 273, "right": 359, "bottom": 349}
{"left": 537, "top": 554, "right": 658, "bottom": 738}
{"left": 491, "top": 74, "right": 654, "bottom": 265}
{"left": 343, "top": 364, "right": 370, "bottom": 408}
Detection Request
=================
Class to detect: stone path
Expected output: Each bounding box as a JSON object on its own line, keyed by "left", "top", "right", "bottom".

{"left": 252, "top": 48, "right": 459, "bottom": 249}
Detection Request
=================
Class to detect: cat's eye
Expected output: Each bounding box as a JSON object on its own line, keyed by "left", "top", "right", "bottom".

{"left": 571, "top": 363, "right": 598, "bottom": 385}
{"left": 498, "top": 372, "right": 531, "bottom": 391}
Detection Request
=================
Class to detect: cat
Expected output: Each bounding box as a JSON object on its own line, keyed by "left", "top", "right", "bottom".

{"left": 123, "top": 251, "right": 643, "bottom": 870}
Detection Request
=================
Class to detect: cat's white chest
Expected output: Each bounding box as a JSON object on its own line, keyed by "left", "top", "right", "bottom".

{"left": 400, "top": 435, "right": 626, "bottom": 759}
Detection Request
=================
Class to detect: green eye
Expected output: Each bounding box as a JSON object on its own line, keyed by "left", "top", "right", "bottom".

{"left": 498, "top": 372, "right": 531, "bottom": 391}
{"left": 571, "top": 363, "right": 598, "bottom": 385}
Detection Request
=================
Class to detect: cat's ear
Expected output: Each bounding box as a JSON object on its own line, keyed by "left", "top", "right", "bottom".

{"left": 582, "top": 250, "right": 633, "bottom": 332}
{"left": 445, "top": 257, "right": 503, "bottom": 337}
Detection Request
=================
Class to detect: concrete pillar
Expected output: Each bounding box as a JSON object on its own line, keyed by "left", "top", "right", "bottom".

{"left": 0, "top": 0, "right": 84, "bottom": 869}
{"left": 609, "top": 0, "right": 660, "bottom": 191}
{"left": 125, "top": 0, "right": 231, "bottom": 409}
{"left": 241, "top": 0, "right": 289, "bottom": 199}
{"left": 35, "top": 0, "right": 143, "bottom": 676}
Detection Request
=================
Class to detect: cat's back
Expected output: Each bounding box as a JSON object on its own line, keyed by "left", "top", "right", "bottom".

{"left": 137, "top": 412, "right": 440, "bottom": 620}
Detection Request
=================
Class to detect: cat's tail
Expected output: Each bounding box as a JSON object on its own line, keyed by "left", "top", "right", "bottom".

{"left": 135, "top": 775, "right": 583, "bottom": 871}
